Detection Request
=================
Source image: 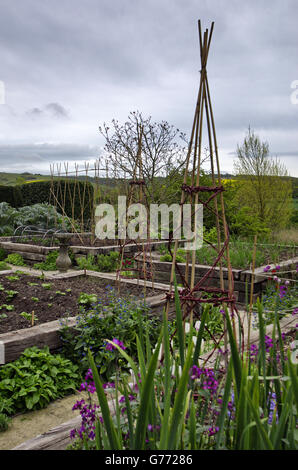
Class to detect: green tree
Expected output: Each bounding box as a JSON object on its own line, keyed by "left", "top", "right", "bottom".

{"left": 234, "top": 128, "right": 293, "bottom": 231}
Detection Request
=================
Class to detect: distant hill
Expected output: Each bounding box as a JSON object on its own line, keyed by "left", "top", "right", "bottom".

{"left": 0, "top": 171, "right": 297, "bottom": 196}
{"left": 0, "top": 171, "right": 116, "bottom": 187}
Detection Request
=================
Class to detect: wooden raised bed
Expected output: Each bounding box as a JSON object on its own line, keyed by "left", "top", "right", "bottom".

{"left": 140, "top": 257, "right": 298, "bottom": 303}
{"left": 0, "top": 270, "right": 170, "bottom": 364}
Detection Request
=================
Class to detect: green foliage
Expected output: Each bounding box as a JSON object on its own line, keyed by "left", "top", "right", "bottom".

{"left": 60, "top": 287, "right": 160, "bottom": 377}
{"left": 231, "top": 206, "right": 271, "bottom": 237}
{"left": 0, "top": 185, "right": 22, "bottom": 207}
{"left": 96, "top": 251, "right": 120, "bottom": 272}
{"left": 33, "top": 250, "right": 59, "bottom": 271}
{"left": 0, "top": 248, "right": 7, "bottom": 261}
{"left": 15, "top": 203, "right": 74, "bottom": 231}
{"left": 70, "top": 286, "right": 298, "bottom": 451}
{"left": 5, "top": 253, "right": 26, "bottom": 266}
{"left": 0, "top": 202, "right": 19, "bottom": 235}
{"left": 19, "top": 180, "right": 94, "bottom": 226}
{"left": 0, "top": 413, "right": 10, "bottom": 433}
{"left": 20, "top": 311, "right": 38, "bottom": 323}
{"left": 0, "top": 261, "right": 9, "bottom": 271}
{"left": 76, "top": 252, "right": 120, "bottom": 273}
{"left": 234, "top": 127, "right": 293, "bottom": 231}
{"left": 0, "top": 347, "right": 80, "bottom": 415}
{"left": 160, "top": 253, "right": 185, "bottom": 263}
{"left": 78, "top": 293, "right": 98, "bottom": 307}
{"left": 0, "top": 201, "right": 74, "bottom": 235}
{"left": 203, "top": 227, "right": 219, "bottom": 244}
{"left": 76, "top": 254, "right": 97, "bottom": 271}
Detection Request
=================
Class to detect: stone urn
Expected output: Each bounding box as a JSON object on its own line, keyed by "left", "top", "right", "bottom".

{"left": 55, "top": 233, "right": 72, "bottom": 273}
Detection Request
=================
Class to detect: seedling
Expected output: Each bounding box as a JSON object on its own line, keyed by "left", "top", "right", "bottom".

{"left": 78, "top": 292, "right": 98, "bottom": 307}
{"left": 55, "top": 290, "right": 66, "bottom": 296}
{"left": 41, "top": 283, "right": 52, "bottom": 290}
{"left": 5, "top": 290, "right": 18, "bottom": 301}
{"left": 20, "top": 311, "right": 38, "bottom": 324}
{"left": 5, "top": 275, "right": 20, "bottom": 282}
{"left": 0, "top": 313, "right": 7, "bottom": 320}
{"left": 28, "top": 282, "right": 39, "bottom": 287}
{"left": 0, "top": 304, "right": 14, "bottom": 311}
{"left": 31, "top": 297, "right": 39, "bottom": 302}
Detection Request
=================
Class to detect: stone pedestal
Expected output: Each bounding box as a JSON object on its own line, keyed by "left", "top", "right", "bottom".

{"left": 55, "top": 233, "right": 72, "bottom": 272}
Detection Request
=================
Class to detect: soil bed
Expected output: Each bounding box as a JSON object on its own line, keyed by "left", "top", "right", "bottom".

{"left": 0, "top": 273, "right": 162, "bottom": 334}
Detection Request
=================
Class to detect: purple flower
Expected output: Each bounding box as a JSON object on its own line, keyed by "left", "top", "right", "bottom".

{"left": 207, "top": 426, "right": 219, "bottom": 436}
{"left": 106, "top": 338, "right": 126, "bottom": 351}
{"left": 190, "top": 366, "right": 219, "bottom": 395}
{"left": 264, "top": 265, "right": 271, "bottom": 273}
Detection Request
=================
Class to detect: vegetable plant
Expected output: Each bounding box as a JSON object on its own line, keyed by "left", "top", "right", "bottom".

{"left": 0, "top": 347, "right": 80, "bottom": 416}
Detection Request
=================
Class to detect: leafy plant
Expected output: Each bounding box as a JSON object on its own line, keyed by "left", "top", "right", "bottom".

{"left": 0, "top": 248, "right": 7, "bottom": 261}
{"left": 76, "top": 252, "right": 120, "bottom": 273}
{"left": 0, "top": 413, "right": 10, "bottom": 433}
{"left": 160, "top": 253, "right": 185, "bottom": 263}
{"left": 0, "top": 262, "right": 9, "bottom": 271}
{"left": 5, "top": 253, "right": 26, "bottom": 266}
{"left": 0, "top": 304, "right": 14, "bottom": 311}
{"left": 5, "top": 290, "right": 18, "bottom": 301}
{"left": 78, "top": 293, "right": 98, "bottom": 307}
{"left": 33, "top": 250, "right": 59, "bottom": 271}
{"left": 96, "top": 252, "right": 120, "bottom": 272}
{"left": 76, "top": 254, "right": 97, "bottom": 271}
{"left": 68, "top": 281, "right": 298, "bottom": 450}
{"left": 60, "top": 286, "right": 160, "bottom": 377}
{"left": 0, "top": 347, "right": 80, "bottom": 414}
{"left": 41, "top": 283, "right": 52, "bottom": 289}
{"left": 20, "top": 311, "right": 38, "bottom": 323}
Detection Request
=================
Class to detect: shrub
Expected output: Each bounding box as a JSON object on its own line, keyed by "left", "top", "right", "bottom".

{"left": 76, "top": 252, "right": 120, "bottom": 273}
{"left": 231, "top": 206, "right": 270, "bottom": 237}
{"left": 0, "top": 346, "right": 80, "bottom": 414}
{"left": 0, "top": 413, "right": 10, "bottom": 433}
{"left": 0, "top": 185, "right": 22, "bottom": 207}
{"left": 0, "top": 202, "right": 76, "bottom": 235}
{"left": 0, "top": 202, "right": 19, "bottom": 236}
{"left": 19, "top": 180, "right": 94, "bottom": 226}
{"left": 0, "top": 261, "right": 9, "bottom": 271}
{"left": 5, "top": 253, "right": 26, "bottom": 266}
{"left": 33, "top": 250, "right": 59, "bottom": 271}
{"left": 60, "top": 286, "right": 160, "bottom": 377}
{"left": 16, "top": 203, "right": 74, "bottom": 231}
{"left": 0, "top": 248, "right": 7, "bottom": 261}
{"left": 76, "top": 254, "right": 97, "bottom": 271}
{"left": 160, "top": 253, "right": 185, "bottom": 263}
{"left": 96, "top": 251, "right": 120, "bottom": 272}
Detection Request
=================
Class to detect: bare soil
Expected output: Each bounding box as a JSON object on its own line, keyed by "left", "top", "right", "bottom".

{"left": 0, "top": 273, "right": 162, "bottom": 334}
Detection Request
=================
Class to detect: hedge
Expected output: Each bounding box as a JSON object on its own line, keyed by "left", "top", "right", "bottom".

{"left": 0, "top": 180, "right": 94, "bottom": 224}
{"left": 0, "top": 185, "right": 22, "bottom": 207}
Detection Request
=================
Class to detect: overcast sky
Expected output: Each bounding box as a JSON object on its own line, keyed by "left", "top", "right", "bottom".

{"left": 0, "top": 0, "right": 297, "bottom": 176}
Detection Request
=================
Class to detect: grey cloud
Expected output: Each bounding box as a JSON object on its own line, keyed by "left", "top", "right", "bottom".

{"left": 26, "top": 103, "right": 69, "bottom": 119}
{"left": 0, "top": 143, "right": 100, "bottom": 167}
{"left": 0, "top": 0, "right": 297, "bottom": 175}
